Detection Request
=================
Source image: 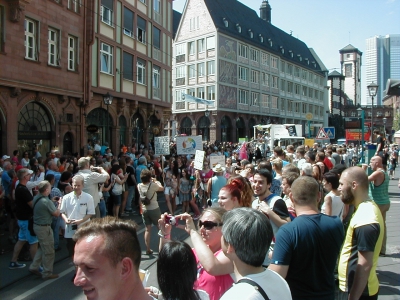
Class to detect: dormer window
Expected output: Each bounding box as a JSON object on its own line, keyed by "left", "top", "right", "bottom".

{"left": 223, "top": 18, "right": 228, "bottom": 27}
{"left": 268, "top": 38, "right": 272, "bottom": 47}
{"left": 297, "top": 54, "right": 302, "bottom": 61}
{"left": 236, "top": 24, "right": 241, "bottom": 33}
{"left": 248, "top": 29, "right": 253, "bottom": 38}
{"left": 280, "top": 46, "right": 284, "bottom": 54}
{"left": 305, "top": 58, "right": 309, "bottom": 65}
{"left": 312, "top": 61, "right": 316, "bottom": 68}
{"left": 289, "top": 50, "right": 293, "bottom": 58}
{"left": 259, "top": 34, "right": 263, "bottom": 43}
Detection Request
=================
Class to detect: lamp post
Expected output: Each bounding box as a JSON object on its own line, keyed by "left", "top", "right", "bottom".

{"left": 135, "top": 118, "right": 140, "bottom": 150}
{"left": 383, "top": 117, "right": 387, "bottom": 142}
{"left": 357, "top": 107, "right": 365, "bottom": 163}
{"left": 367, "top": 82, "right": 379, "bottom": 142}
{"left": 103, "top": 92, "right": 113, "bottom": 144}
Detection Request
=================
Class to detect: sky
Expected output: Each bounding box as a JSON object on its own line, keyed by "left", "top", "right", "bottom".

{"left": 172, "top": 0, "right": 400, "bottom": 102}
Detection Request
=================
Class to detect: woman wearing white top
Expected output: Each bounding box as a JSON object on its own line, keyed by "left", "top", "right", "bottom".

{"left": 321, "top": 172, "right": 345, "bottom": 219}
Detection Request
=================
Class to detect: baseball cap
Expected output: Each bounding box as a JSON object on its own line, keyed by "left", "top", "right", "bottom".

{"left": 2, "top": 155, "right": 10, "bottom": 160}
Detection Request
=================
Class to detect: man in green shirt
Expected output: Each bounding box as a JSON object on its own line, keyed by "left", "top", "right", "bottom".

{"left": 30, "top": 180, "right": 61, "bottom": 279}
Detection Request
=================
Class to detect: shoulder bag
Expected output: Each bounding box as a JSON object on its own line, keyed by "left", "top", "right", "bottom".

{"left": 140, "top": 183, "right": 156, "bottom": 206}
{"left": 237, "top": 278, "right": 270, "bottom": 300}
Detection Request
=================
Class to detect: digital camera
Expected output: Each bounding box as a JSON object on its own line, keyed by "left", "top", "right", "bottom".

{"left": 164, "top": 214, "right": 177, "bottom": 226}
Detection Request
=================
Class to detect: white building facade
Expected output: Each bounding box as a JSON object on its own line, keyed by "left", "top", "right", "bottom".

{"left": 340, "top": 44, "right": 362, "bottom": 106}
{"left": 171, "top": 0, "right": 328, "bottom": 142}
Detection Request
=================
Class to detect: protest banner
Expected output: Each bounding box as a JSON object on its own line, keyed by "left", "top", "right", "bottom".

{"left": 176, "top": 135, "right": 203, "bottom": 155}
{"left": 194, "top": 150, "right": 205, "bottom": 170}
{"left": 154, "top": 136, "right": 170, "bottom": 155}
{"left": 210, "top": 155, "right": 225, "bottom": 168}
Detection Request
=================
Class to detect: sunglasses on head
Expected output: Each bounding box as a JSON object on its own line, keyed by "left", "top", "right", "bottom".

{"left": 199, "top": 220, "right": 223, "bottom": 230}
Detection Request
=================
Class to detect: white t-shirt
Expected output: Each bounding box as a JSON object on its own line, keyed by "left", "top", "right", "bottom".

{"left": 220, "top": 269, "right": 292, "bottom": 300}
{"left": 60, "top": 191, "right": 95, "bottom": 238}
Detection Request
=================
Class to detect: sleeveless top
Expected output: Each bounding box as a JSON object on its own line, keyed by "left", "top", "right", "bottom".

{"left": 193, "top": 249, "right": 234, "bottom": 300}
{"left": 321, "top": 191, "right": 344, "bottom": 219}
{"left": 369, "top": 170, "right": 390, "bottom": 205}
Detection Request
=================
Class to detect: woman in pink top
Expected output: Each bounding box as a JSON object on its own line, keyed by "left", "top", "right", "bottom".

{"left": 158, "top": 208, "right": 233, "bottom": 300}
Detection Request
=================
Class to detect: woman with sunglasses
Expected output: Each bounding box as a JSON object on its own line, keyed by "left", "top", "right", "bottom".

{"left": 158, "top": 208, "right": 233, "bottom": 300}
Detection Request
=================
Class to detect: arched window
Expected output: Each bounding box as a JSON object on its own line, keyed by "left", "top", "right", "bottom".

{"left": 86, "top": 108, "right": 113, "bottom": 145}
{"left": 197, "top": 116, "right": 211, "bottom": 142}
{"left": 236, "top": 117, "right": 246, "bottom": 141}
{"left": 220, "top": 116, "right": 231, "bottom": 142}
{"left": 180, "top": 117, "right": 192, "bottom": 135}
{"left": 131, "top": 114, "right": 144, "bottom": 149}
{"left": 119, "top": 115, "right": 127, "bottom": 147}
{"left": 63, "top": 132, "right": 73, "bottom": 155}
{"left": 18, "top": 102, "right": 52, "bottom": 154}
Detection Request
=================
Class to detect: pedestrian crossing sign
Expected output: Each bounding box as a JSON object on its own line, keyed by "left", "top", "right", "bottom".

{"left": 316, "top": 128, "right": 328, "bottom": 139}
{"left": 323, "top": 127, "right": 335, "bottom": 139}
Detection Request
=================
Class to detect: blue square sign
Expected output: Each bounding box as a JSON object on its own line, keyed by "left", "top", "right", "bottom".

{"left": 323, "top": 127, "right": 335, "bottom": 139}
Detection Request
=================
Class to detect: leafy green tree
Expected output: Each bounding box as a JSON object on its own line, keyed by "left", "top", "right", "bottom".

{"left": 393, "top": 112, "right": 400, "bottom": 131}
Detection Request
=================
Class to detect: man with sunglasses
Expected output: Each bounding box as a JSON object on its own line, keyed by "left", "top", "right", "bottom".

{"left": 220, "top": 207, "right": 292, "bottom": 300}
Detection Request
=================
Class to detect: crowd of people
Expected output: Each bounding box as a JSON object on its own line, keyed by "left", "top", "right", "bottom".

{"left": 0, "top": 136, "right": 396, "bottom": 299}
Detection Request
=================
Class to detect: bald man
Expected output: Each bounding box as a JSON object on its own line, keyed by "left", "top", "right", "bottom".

{"left": 362, "top": 156, "right": 390, "bottom": 256}
{"left": 338, "top": 167, "right": 384, "bottom": 300}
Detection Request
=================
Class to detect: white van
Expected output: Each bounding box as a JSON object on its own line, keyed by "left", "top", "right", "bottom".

{"left": 337, "top": 138, "right": 346, "bottom": 145}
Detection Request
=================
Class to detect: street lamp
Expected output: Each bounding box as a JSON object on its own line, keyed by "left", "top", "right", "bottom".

{"left": 383, "top": 117, "right": 387, "bottom": 140}
{"left": 367, "top": 82, "right": 379, "bottom": 142}
{"left": 135, "top": 118, "right": 140, "bottom": 150}
{"left": 357, "top": 107, "right": 365, "bottom": 163}
{"left": 103, "top": 92, "right": 113, "bottom": 144}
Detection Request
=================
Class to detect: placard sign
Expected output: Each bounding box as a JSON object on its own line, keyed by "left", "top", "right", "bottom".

{"left": 176, "top": 135, "right": 203, "bottom": 155}
{"left": 194, "top": 150, "right": 205, "bottom": 170}
{"left": 210, "top": 155, "right": 225, "bottom": 168}
{"left": 154, "top": 136, "right": 170, "bottom": 155}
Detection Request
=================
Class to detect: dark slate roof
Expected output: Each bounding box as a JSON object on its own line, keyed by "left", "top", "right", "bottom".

{"left": 328, "top": 70, "right": 344, "bottom": 77}
{"left": 339, "top": 44, "right": 362, "bottom": 55}
{"left": 204, "top": 0, "right": 323, "bottom": 73}
{"left": 173, "top": 10, "right": 182, "bottom": 39}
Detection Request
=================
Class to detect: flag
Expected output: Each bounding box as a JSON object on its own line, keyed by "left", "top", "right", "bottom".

{"left": 239, "top": 143, "right": 248, "bottom": 160}
{"left": 182, "top": 94, "right": 215, "bottom": 107}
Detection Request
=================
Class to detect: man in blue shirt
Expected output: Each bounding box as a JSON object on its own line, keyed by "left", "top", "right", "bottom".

{"left": 270, "top": 176, "right": 344, "bottom": 300}
{"left": 135, "top": 156, "right": 148, "bottom": 184}
{"left": 46, "top": 161, "right": 61, "bottom": 187}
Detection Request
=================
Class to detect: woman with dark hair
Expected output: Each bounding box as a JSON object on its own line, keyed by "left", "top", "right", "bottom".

{"left": 158, "top": 208, "right": 233, "bottom": 300}
{"left": 321, "top": 172, "right": 345, "bottom": 219}
{"left": 58, "top": 171, "right": 73, "bottom": 195}
{"left": 218, "top": 175, "right": 253, "bottom": 210}
{"left": 110, "top": 164, "right": 128, "bottom": 219}
{"left": 147, "top": 241, "right": 209, "bottom": 300}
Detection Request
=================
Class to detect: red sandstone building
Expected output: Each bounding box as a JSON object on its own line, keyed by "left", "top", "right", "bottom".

{"left": 0, "top": 0, "right": 173, "bottom": 156}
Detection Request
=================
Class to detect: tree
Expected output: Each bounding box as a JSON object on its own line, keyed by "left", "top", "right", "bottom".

{"left": 393, "top": 112, "right": 400, "bottom": 132}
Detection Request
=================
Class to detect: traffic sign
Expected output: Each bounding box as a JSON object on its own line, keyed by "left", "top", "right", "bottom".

{"left": 316, "top": 128, "right": 328, "bottom": 139}
{"left": 323, "top": 127, "right": 335, "bottom": 139}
